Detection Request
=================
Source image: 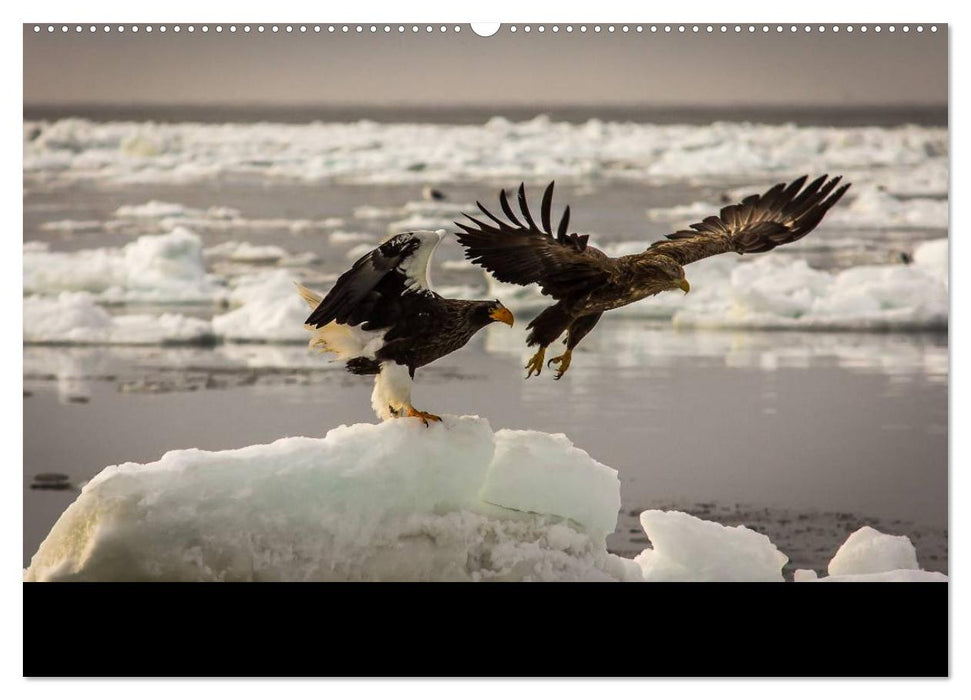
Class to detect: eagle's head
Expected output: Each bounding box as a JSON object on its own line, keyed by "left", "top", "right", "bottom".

{"left": 471, "top": 299, "right": 515, "bottom": 328}
{"left": 652, "top": 254, "right": 691, "bottom": 294}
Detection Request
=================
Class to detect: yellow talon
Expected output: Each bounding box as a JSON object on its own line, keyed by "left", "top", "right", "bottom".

{"left": 405, "top": 406, "right": 442, "bottom": 427}
{"left": 525, "top": 347, "right": 546, "bottom": 378}
{"left": 547, "top": 349, "right": 573, "bottom": 380}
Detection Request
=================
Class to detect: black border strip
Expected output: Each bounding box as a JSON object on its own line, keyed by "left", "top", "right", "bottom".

{"left": 24, "top": 582, "right": 948, "bottom": 677}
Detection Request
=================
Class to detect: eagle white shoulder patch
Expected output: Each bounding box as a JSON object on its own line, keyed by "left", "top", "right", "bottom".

{"left": 398, "top": 230, "right": 446, "bottom": 293}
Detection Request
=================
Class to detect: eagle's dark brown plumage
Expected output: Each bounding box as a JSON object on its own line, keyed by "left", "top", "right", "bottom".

{"left": 299, "top": 231, "right": 514, "bottom": 424}
{"left": 455, "top": 176, "right": 851, "bottom": 379}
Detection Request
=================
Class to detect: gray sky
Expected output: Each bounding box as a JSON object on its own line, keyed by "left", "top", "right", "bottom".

{"left": 24, "top": 25, "right": 947, "bottom": 107}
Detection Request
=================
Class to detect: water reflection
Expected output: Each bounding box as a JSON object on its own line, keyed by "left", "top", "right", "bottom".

{"left": 483, "top": 319, "right": 948, "bottom": 381}
{"left": 24, "top": 321, "right": 948, "bottom": 402}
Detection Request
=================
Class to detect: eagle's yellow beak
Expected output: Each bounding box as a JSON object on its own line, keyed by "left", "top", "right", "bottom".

{"left": 678, "top": 279, "right": 691, "bottom": 293}
{"left": 490, "top": 306, "right": 515, "bottom": 327}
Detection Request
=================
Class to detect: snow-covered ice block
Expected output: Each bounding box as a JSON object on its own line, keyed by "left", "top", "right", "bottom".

{"left": 24, "top": 417, "right": 638, "bottom": 582}
{"left": 634, "top": 510, "right": 788, "bottom": 582}
{"left": 827, "top": 526, "right": 919, "bottom": 577}
{"left": 481, "top": 430, "right": 622, "bottom": 541}
{"left": 212, "top": 270, "right": 308, "bottom": 343}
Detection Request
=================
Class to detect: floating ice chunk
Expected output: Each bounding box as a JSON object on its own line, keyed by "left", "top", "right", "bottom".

{"left": 913, "top": 237, "right": 948, "bottom": 285}
{"left": 481, "top": 430, "right": 622, "bottom": 541}
{"left": 827, "top": 526, "right": 920, "bottom": 577}
{"left": 827, "top": 185, "right": 947, "bottom": 229}
{"left": 670, "top": 240, "right": 948, "bottom": 331}
{"left": 39, "top": 219, "right": 103, "bottom": 233}
{"left": 861, "top": 161, "right": 948, "bottom": 198}
{"left": 204, "top": 240, "right": 289, "bottom": 264}
{"left": 646, "top": 201, "right": 719, "bottom": 223}
{"left": 24, "top": 293, "right": 111, "bottom": 341}
{"left": 115, "top": 200, "right": 197, "bottom": 219}
{"left": 24, "top": 417, "right": 637, "bottom": 582}
{"left": 353, "top": 205, "right": 395, "bottom": 220}
{"left": 328, "top": 231, "right": 374, "bottom": 245}
{"left": 115, "top": 227, "right": 220, "bottom": 302}
{"left": 634, "top": 510, "right": 788, "bottom": 582}
{"left": 23, "top": 228, "right": 222, "bottom": 304}
{"left": 24, "top": 292, "right": 214, "bottom": 345}
{"left": 212, "top": 270, "right": 308, "bottom": 342}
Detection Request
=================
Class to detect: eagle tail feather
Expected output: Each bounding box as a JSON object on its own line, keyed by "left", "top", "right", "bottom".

{"left": 295, "top": 282, "right": 323, "bottom": 309}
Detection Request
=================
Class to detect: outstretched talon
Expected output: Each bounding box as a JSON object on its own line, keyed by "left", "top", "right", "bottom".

{"left": 525, "top": 347, "right": 546, "bottom": 378}
{"left": 547, "top": 349, "right": 573, "bottom": 380}
{"left": 405, "top": 406, "right": 442, "bottom": 427}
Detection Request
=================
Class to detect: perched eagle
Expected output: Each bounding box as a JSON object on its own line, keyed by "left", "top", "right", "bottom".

{"left": 298, "top": 230, "right": 514, "bottom": 425}
{"left": 455, "top": 176, "right": 850, "bottom": 379}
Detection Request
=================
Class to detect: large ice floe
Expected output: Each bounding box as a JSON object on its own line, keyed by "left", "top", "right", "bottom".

{"left": 24, "top": 417, "right": 946, "bottom": 582}
{"left": 492, "top": 238, "right": 948, "bottom": 331}
{"left": 24, "top": 418, "right": 637, "bottom": 582}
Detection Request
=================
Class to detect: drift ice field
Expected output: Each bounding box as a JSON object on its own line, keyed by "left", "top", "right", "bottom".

{"left": 23, "top": 115, "right": 948, "bottom": 580}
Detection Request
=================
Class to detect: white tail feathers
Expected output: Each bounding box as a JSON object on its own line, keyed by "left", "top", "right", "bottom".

{"left": 295, "top": 282, "right": 323, "bottom": 309}
{"left": 297, "top": 281, "right": 385, "bottom": 361}
{"left": 296, "top": 282, "right": 413, "bottom": 423}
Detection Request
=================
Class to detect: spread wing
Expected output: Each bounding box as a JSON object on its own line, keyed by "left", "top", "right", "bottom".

{"left": 645, "top": 175, "right": 851, "bottom": 266}
{"left": 305, "top": 236, "right": 419, "bottom": 329}
{"left": 455, "top": 182, "right": 614, "bottom": 299}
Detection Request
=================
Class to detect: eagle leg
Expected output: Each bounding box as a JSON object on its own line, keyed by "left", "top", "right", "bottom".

{"left": 547, "top": 349, "right": 573, "bottom": 380}
{"left": 405, "top": 405, "right": 442, "bottom": 427}
{"left": 544, "top": 312, "right": 602, "bottom": 380}
{"left": 525, "top": 347, "right": 547, "bottom": 378}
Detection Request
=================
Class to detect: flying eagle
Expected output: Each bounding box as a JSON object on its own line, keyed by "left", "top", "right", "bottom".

{"left": 299, "top": 230, "right": 514, "bottom": 424}
{"left": 455, "top": 176, "right": 850, "bottom": 379}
